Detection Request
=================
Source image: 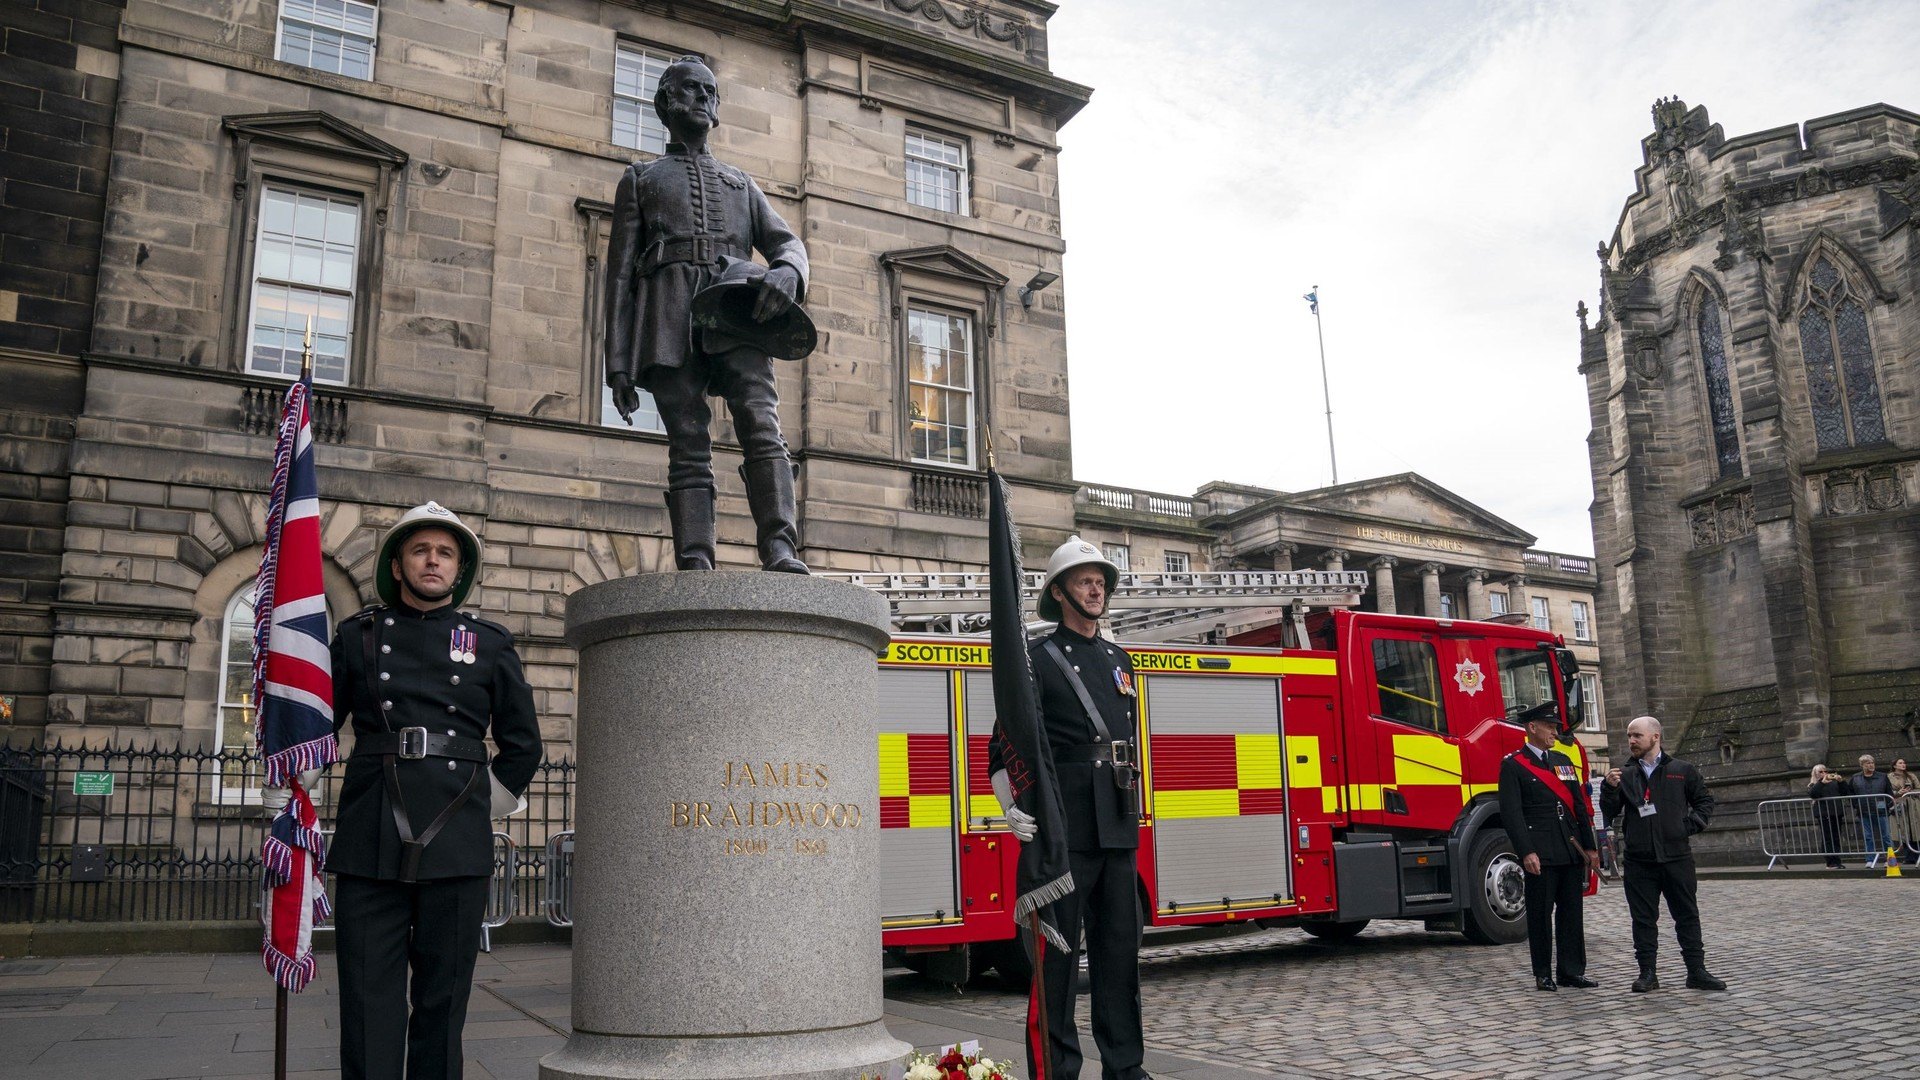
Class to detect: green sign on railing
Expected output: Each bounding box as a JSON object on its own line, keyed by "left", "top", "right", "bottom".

{"left": 73, "top": 771, "right": 114, "bottom": 797}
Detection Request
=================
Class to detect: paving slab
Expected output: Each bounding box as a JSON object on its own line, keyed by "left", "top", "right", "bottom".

{"left": 0, "top": 879, "right": 1906, "bottom": 1078}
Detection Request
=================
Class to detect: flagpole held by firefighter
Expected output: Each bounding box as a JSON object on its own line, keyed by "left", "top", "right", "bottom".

{"left": 981, "top": 427, "right": 1076, "bottom": 1080}
{"left": 255, "top": 313, "right": 340, "bottom": 1080}
{"left": 1304, "top": 286, "right": 1339, "bottom": 485}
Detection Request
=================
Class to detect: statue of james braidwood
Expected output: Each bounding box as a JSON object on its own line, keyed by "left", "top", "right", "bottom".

{"left": 604, "top": 56, "right": 818, "bottom": 574}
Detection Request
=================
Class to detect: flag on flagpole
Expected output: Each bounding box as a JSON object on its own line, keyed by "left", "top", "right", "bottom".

{"left": 1302, "top": 289, "right": 1319, "bottom": 316}
{"left": 253, "top": 372, "right": 339, "bottom": 993}
{"left": 983, "top": 464, "right": 1074, "bottom": 1079}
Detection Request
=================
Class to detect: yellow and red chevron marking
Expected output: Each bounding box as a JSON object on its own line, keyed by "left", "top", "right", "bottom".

{"left": 965, "top": 733, "right": 1001, "bottom": 819}
{"left": 1150, "top": 734, "right": 1285, "bottom": 819}
{"left": 879, "top": 732, "right": 952, "bottom": 829}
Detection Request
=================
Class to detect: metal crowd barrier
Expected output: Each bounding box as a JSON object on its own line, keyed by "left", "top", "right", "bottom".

{"left": 260, "top": 830, "right": 517, "bottom": 951}
{"left": 480, "top": 832, "right": 515, "bottom": 952}
{"left": 545, "top": 830, "right": 575, "bottom": 928}
{"left": 1756, "top": 794, "right": 1900, "bottom": 869}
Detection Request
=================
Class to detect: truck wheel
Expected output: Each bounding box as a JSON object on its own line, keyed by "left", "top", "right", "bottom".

{"left": 904, "top": 944, "right": 971, "bottom": 987}
{"left": 1462, "top": 832, "right": 1527, "bottom": 945}
{"left": 1299, "top": 919, "right": 1369, "bottom": 941}
{"left": 979, "top": 939, "right": 1032, "bottom": 986}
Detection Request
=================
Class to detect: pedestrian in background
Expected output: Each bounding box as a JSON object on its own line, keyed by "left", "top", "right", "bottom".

{"left": 1808, "top": 764, "right": 1850, "bottom": 869}
{"left": 1888, "top": 757, "right": 1919, "bottom": 867}
{"left": 1847, "top": 754, "right": 1894, "bottom": 865}
{"left": 1588, "top": 772, "right": 1616, "bottom": 881}
{"left": 1601, "top": 715, "right": 1725, "bottom": 993}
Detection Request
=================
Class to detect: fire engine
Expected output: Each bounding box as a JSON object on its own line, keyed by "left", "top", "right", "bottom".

{"left": 834, "top": 568, "right": 1590, "bottom": 984}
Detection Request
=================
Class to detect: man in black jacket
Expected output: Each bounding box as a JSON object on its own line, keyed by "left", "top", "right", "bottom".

{"left": 321, "top": 502, "right": 544, "bottom": 1079}
{"left": 1498, "top": 709, "right": 1599, "bottom": 991}
{"left": 1601, "top": 715, "right": 1725, "bottom": 993}
{"left": 988, "top": 537, "right": 1147, "bottom": 1080}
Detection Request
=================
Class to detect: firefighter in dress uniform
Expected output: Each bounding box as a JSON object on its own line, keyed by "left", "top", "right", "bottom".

{"left": 1497, "top": 706, "right": 1600, "bottom": 992}
{"left": 322, "top": 502, "right": 541, "bottom": 1080}
{"left": 989, "top": 537, "right": 1150, "bottom": 1080}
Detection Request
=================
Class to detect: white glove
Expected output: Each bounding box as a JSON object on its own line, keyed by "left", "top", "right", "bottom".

{"left": 260, "top": 769, "right": 322, "bottom": 815}
{"left": 489, "top": 771, "right": 528, "bottom": 819}
{"left": 991, "top": 769, "right": 1038, "bottom": 842}
{"left": 1006, "top": 803, "right": 1038, "bottom": 843}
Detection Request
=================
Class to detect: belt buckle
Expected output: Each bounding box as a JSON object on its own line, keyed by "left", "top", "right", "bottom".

{"left": 397, "top": 727, "right": 429, "bottom": 760}
{"left": 1110, "top": 740, "right": 1133, "bottom": 768}
{"left": 692, "top": 236, "right": 713, "bottom": 264}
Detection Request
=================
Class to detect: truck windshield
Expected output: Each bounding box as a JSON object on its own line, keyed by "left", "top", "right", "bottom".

{"left": 1496, "top": 648, "right": 1555, "bottom": 721}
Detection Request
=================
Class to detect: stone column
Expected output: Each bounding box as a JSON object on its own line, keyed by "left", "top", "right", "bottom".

{"left": 1506, "top": 574, "right": 1530, "bottom": 624}
{"left": 542, "top": 573, "right": 910, "bottom": 1080}
{"left": 1369, "top": 556, "right": 1397, "bottom": 614}
{"left": 1465, "top": 568, "right": 1490, "bottom": 621}
{"left": 1420, "top": 562, "right": 1446, "bottom": 618}
{"left": 1268, "top": 541, "right": 1298, "bottom": 571}
{"left": 1320, "top": 548, "right": 1349, "bottom": 572}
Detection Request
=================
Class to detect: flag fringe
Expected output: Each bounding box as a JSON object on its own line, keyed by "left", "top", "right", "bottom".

{"left": 261, "top": 836, "right": 294, "bottom": 887}
{"left": 1014, "top": 871, "right": 1074, "bottom": 952}
{"left": 263, "top": 734, "right": 339, "bottom": 789}
{"left": 262, "top": 941, "right": 317, "bottom": 994}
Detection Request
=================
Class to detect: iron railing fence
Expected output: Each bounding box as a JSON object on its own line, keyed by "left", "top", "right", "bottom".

{"left": 0, "top": 740, "right": 575, "bottom": 923}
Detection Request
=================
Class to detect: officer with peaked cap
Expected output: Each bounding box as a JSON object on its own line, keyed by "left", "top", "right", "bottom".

{"left": 988, "top": 536, "right": 1150, "bottom": 1080}
{"left": 322, "top": 501, "right": 542, "bottom": 1080}
{"left": 1498, "top": 704, "right": 1599, "bottom": 992}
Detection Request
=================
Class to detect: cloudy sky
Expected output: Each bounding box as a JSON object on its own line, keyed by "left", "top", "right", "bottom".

{"left": 1043, "top": 0, "right": 1920, "bottom": 555}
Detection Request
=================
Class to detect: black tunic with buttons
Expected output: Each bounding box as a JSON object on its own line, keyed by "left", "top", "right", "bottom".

{"left": 988, "top": 625, "right": 1140, "bottom": 852}
{"left": 324, "top": 601, "right": 542, "bottom": 880}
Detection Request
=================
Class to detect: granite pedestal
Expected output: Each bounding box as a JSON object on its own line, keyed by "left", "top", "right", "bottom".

{"left": 540, "top": 572, "right": 911, "bottom": 1080}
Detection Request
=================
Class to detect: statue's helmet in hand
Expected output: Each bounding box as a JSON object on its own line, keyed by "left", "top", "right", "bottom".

{"left": 691, "top": 256, "right": 819, "bottom": 361}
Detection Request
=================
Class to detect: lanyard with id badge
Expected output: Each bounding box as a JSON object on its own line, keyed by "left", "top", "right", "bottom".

{"left": 1638, "top": 767, "right": 1660, "bottom": 817}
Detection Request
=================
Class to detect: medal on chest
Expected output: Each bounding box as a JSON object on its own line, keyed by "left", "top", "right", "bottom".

{"left": 450, "top": 627, "right": 477, "bottom": 665}
{"left": 1555, "top": 764, "right": 1578, "bottom": 782}
{"left": 1113, "top": 668, "right": 1135, "bottom": 697}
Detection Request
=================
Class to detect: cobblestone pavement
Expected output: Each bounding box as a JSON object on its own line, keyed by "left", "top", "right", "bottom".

{"left": 0, "top": 878, "right": 1908, "bottom": 1079}
{"left": 887, "top": 878, "right": 1915, "bottom": 1079}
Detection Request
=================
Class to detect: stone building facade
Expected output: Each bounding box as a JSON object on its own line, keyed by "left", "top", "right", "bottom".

{"left": 1071, "top": 473, "right": 1608, "bottom": 757}
{"left": 0, "top": 0, "right": 1607, "bottom": 777}
{"left": 1582, "top": 99, "right": 1920, "bottom": 855}
{"left": 0, "top": 0, "right": 1088, "bottom": 758}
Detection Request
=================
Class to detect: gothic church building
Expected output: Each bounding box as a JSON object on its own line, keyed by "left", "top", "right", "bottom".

{"left": 1583, "top": 98, "right": 1920, "bottom": 854}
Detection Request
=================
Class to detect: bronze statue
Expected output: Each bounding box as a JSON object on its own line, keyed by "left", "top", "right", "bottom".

{"left": 604, "top": 56, "right": 814, "bottom": 573}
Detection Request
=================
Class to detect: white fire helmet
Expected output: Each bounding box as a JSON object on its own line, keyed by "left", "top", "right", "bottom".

{"left": 1037, "top": 535, "right": 1119, "bottom": 622}
{"left": 376, "top": 501, "right": 483, "bottom": 609}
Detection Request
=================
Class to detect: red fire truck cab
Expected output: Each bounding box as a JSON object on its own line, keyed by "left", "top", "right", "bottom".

{"left": 875, "top": 605, "right": 1588, "bottom": 984}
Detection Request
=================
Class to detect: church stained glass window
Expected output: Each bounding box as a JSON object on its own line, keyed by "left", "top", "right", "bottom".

{"left": 1797, "top": 256, "right": 1886, "bottom": 452}
{"left": 1696, "top": 301, "right": 1740, "bottom": 479}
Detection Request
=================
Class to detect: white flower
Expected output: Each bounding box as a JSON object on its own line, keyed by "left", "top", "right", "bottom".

{"left": 968, "top": 1064, "right": 992, "bottom": 1080}
{"left": 907, "top": 1063, "right": 942, "bottom": 1080}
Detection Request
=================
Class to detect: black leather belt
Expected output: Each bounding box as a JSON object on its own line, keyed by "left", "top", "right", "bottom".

{"left": 641, "top": 235, "right": 734, "bottom": 274}
{"left": 355, "top": 728, "right": 488, "bottom": 763}
{"left": 1055, "top": 741, "right": 1136, "bottom": 766}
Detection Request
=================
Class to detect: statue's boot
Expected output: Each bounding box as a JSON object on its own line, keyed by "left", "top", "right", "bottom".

{"left": 741, "top": 457, "right": 808, "bottom": 574}
{"left": 664, "top": 486, "right": 716, "bottom": 571}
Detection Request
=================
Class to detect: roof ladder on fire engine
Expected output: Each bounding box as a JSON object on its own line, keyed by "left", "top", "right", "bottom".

{"left": 814, "top": 569, "right": 1371, "bottom": 645}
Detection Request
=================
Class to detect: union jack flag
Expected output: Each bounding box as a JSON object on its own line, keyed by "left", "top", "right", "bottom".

{"left": 253, "top": 372, "right": 339, "bottom": 993}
